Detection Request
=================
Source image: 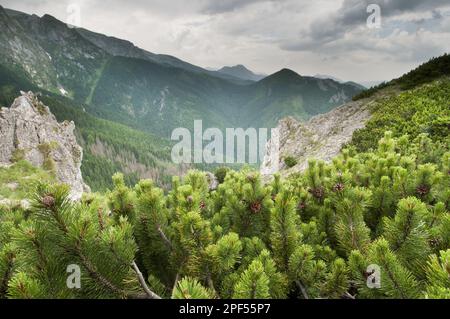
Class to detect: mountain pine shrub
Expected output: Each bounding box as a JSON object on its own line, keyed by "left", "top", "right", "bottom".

{"left": 0, "top": 132, "right": 449, "bottom": 299}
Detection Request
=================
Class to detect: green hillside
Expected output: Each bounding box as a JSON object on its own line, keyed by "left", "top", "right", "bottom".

{"left": 89, "top": 56, "right": 239, "bottom": 136}
{"left": 81, "top": 56, "right": 361, "bottom": 136}
{"left": 349, "top": 79, "right": 450, "bottom": 152}
{"left": 0, "top": 65, "right": 175, "bottom": 192}
{"left": 243, "top": 69, "right": 362, "bottom": 128}
{"left": 8, "top": 11, "right": 109, "bottom": 101}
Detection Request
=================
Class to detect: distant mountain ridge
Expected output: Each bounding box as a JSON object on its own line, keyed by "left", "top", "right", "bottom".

{"left": 75, "top": 27, "right": 252, "bottom": 85}
{"left": 314, "top": 74, "right": 366, "bottom": 90}
{"left": 314, "top": 74, "right": 344, "bottom": 83}
{"left": 0, "top": 5, "right": 363, "bottom": 138}
{"left": 218, "top": 64, "right": 266, "bottom": 81}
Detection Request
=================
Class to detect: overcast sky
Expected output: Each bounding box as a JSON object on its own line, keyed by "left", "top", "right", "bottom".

{"left": 1, "top": 0, "right": 450, "bottom": 83}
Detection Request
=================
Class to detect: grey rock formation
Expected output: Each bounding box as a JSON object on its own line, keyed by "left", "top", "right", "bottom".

{"left": 261, "top": 98, "right": 374, "bottom": 178}
{"left": 0, "top": 91, "right": 90, "bottom": 199}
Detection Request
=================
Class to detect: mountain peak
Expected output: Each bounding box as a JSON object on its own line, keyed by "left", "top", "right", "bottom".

{"left": 232, "top": 64, "right": 249, "bottom": 70}
{"left": 218, "top": 64, "right": 265, "bottom": 81}
{"left": 219, "top": 64, "right": 250, "bottom": 71}
{"left": 264, "top": 68, "right": 302, "bottom": 82}
{"left": 0, "top": 5, "right": 8, "bottom": 17}
{"left": 41, "top": 13, "right": 65, "bottom": 25}
{"left": 42, "top": 13, "right": 57, "bottom": 21}
{"left": 279, "top": 68, "right": 300, "bottom": 76}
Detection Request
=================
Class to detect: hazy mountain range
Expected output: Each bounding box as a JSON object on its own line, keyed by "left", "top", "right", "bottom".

{"left": 0, "top": 5, "right": 364, "bottom": 137}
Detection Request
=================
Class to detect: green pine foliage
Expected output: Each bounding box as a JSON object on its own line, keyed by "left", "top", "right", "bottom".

{"left": 350, "top": 79, "right": 450, "bottom": 152}
{"left": 172, "top": 277, "right": 214, "bottom": 299}
{"left": 0, "top": 131, "right": 449, "bottom": 299}
{"left": 424, "top": 250, "right": 450, "bottom": 298}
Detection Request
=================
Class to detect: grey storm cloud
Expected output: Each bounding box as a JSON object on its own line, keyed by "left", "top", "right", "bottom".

{"left": 323, "top": 0, "right": 448, "bottom": 40}
{"left": 329, "top": 0, "right": 450, "bottom": 28}
{"left": 282, "top": 0, "right": 450, "bottom": 52}
{"left": 0, "top": 0, "right": 281, "bottom": 18}
{"left": 200, "top": 0, "right": 274, "bottom": 14}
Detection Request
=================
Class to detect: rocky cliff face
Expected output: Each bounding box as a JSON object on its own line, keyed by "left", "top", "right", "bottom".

{"left": 261, "top": 98, "right": 374, "bottom": 178}
{"left": 0, "top": 91, "right": 89, "bottom": 199}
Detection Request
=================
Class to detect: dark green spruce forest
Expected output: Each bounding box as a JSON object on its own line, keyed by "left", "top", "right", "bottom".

{"left": 0, "top": 4, "right": 449, "bottom": 300}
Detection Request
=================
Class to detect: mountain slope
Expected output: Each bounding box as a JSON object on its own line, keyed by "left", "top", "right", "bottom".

{"left": 88, "top": 61, "right": 363, "bottom": 135}
{"left": 242, "top": 69, "right": 363, "bottom": 128}
{"left": 350, "top": 78, "right": 450, "bottom": 152}
{"left": 76, "top": 27, "right": 251, "bottom": 84}
{"left": 0, "top": 7, "right": 57, "bottom": 91}
{"left": 261, "top": 95, "right": 374, "bottom": 176}
{"left": 261, "top": 55, "right": 450, "bottom": 177}
{"left": 0, "top": 65, "right": 177, "bottom": 191}
{"left": 6, "top": 9, "right": 109, "bottom": 102}
{"left": 88, "top": 56, "right": 241, "bottom": 135}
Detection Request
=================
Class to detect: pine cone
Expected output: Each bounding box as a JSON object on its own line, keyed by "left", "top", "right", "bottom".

{"left": 333, "top": 183, "right": 345, "bottom": 192}
{"left": 186, "top": 195, "right": 193, "bottom": 203}
{"left": 297, "top": 202, "right": 306, "bottom": 210}
{"left": 428, "top": 238, "right": 439, "bottom": 247}
{"left": 199, "top": 201, "right": 206, "bottom": 210}
{"left": 250, "top": 201, "right": 262, "bottom": 213}
{"left": 309, "top": 187, "right": 325, "bottom": 199}
{"left": 415, "top": 184, "right": 430, "bottom": 196}
{"left": 41, "top": 195, "right": 55, "bottom": 208}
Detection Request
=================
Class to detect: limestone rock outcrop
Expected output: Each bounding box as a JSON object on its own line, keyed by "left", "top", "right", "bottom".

{"left": 0, "top": 91, "right": 90, "bottom": 199}
{"left": 261, "top": 98, "right": 374, "bottom": 178}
